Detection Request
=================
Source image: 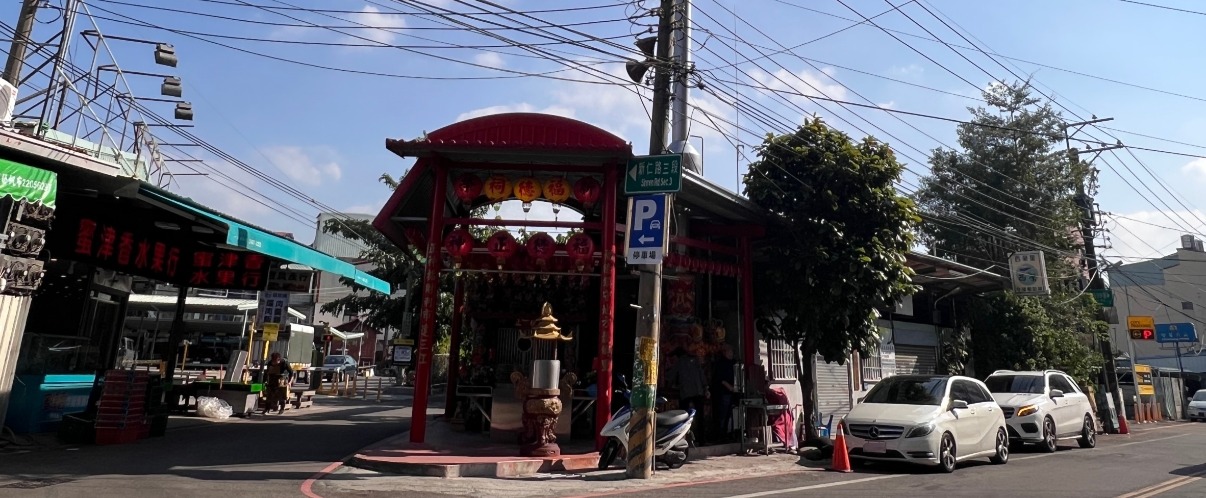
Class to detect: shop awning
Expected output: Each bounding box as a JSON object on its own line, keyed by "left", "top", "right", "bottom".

{"left": 137, "top": 185, "right": 390, "bottom": 295}
{"left": 0, "top": 157, "right": 56, "bottom": 207}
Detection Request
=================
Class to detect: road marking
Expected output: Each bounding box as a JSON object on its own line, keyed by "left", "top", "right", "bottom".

{"left": 1116, "top": 469, "right": 1206, "bottom": 498}
{"left": 1011, "top": 433, "right": 1191, "bottom": 463}
{"left": 299, "top": 460, "right": 343, "bottom": 498}
{"left": 721, "top": 474, "right": 905, "bottom": 498}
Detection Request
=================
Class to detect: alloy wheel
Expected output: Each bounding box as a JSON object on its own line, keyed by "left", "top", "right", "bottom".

{"left": 939, "top": 433, "right": 957, "bottom": 473}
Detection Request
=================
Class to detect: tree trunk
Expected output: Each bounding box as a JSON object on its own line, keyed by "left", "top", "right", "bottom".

{"left": 793, "top": 341, "right": 824, "bottom": 447}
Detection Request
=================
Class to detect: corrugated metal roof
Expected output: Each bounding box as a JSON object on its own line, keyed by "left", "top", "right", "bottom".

{"left": 127, "top": 294, "right": 306, "bottom": 319}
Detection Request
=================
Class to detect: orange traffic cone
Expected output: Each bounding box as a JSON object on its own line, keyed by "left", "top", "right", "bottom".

{"left": 1117, "top": 411, "right": 1130, "bottom": 435}
{"left": 830, "top": 422, "right": 853, "bottom": 473}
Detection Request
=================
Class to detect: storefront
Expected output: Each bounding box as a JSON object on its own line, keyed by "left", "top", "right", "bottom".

{"left": 0, "top": 128, "right": 389, "bottom": 434}
{"left": 372, "top": 113, "right": 767, "bottom": 447}
{"left": 0, "top": 155, "right": 58, "bottom": 432}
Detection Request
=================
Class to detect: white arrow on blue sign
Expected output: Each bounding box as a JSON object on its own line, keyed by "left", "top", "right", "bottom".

{"left": 624, "top": 193, "right": 669, "bottom": 265}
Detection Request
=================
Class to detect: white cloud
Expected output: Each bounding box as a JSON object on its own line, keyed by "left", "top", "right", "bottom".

{"left": 1104, "top": 209, "right": 1206, "bottom": 262}
{"left": 473, "top": 52, "right": 506, "bottom": 69}
{"left": 269, "top": 4, "right": 400, "bottom": 47}
{"left": 1181, "top": 158, "right": 1206, "bottom": 182}
{"left": 260, "top": 145, "right": 344, "bottom": 186}
{"left": 348, "top": 6, "right": 400, "bottom": 45}
{"left": 878, "top": 101, "right": 896, "bottom": 109}
{"left": 890, "top": 64, "right": 924, "bottom": 79}
{"left": 343, "top": 201, "right": 386, "bottom": 216}
{"left": 457, "top": 102, "right": 577, "bottom": 122}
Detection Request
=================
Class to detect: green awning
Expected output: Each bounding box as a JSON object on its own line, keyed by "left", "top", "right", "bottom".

{"left": 0, "top": 158, "right": 57, "bottom": 207}
{"left": 139, "top": 186, "right": 391, "bottom": 295}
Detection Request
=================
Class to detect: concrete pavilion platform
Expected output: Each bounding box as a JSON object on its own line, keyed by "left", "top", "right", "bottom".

{"left": 348, "top": 416, "right": 600, "bottom": 478}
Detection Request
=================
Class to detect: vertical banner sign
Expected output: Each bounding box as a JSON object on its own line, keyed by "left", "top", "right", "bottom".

{"left": 258, "top": 291, "right": 289, "bottom": 330}
{"left": 1008, "top": 250, "right": 1051, "bottom": 296}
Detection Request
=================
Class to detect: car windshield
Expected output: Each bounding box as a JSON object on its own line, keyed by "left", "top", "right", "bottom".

{"left": 863, "top": 377, "right": 948, "bottom": 405}
{"left": 1193, "top": 391, "right": 1206, "bottom": 402}
{"left": 985, "top": 375, "right": 1046, "bottom": 394}
{"left": 324, "top": 356, "right": 348, "bottom": 365}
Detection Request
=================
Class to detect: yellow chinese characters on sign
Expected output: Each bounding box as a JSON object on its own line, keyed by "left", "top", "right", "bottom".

{"left": 262, "top": 323, "right": 280, "bottom": 342}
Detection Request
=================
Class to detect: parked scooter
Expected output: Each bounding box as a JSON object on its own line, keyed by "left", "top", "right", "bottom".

{"left": 598, "top": 375, "right": 695, "bottom": 470}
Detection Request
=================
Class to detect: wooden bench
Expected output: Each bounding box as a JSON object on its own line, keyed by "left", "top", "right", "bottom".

{"left": 292, "top": 389, "right": 317, "bottom": 409}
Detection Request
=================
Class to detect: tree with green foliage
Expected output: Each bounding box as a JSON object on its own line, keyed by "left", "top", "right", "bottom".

{"left": 915, "top": 81, "right": 1107, "bottom": 384}
{"left": 320, "top": 173, "right": 455, "bottom": 355}
{"left": 744, "top": 118, "right": 920, "bottom": 443}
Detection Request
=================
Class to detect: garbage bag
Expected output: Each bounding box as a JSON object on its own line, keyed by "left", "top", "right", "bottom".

{"left": 196, "top": 396, "right": 233, "bottom": 420}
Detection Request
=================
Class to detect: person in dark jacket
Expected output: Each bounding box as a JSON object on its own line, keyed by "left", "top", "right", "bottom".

{"left": 263, "top": 352, "right": 294, "bottom": 414}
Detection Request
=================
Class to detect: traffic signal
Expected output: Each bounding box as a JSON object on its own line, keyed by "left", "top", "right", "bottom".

{"left": 1129, "top": 328, "right": 1155, "bottom": 341}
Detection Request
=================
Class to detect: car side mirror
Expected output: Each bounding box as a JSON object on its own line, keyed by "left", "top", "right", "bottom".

{"left": 950, "top": 399, "right": 969, "bottom": 410}
{"left": 1050, "top": 389, "right": 1064, "bottom": 399}
{"left": 857, "top": 396, "right": 865, "bottom": 404}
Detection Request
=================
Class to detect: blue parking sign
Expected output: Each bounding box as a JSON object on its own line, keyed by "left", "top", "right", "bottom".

{"left": 625, "top": 194, "right": 668, "bottom": 265}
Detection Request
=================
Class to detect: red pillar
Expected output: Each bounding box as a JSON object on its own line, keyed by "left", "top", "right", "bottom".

{"left": 410, "top": 164, "right": 447, "bottom": 443}
{"left": 595, "top": 165, "right": 618, "bottom": 449}
{"left": 739, "top": 236, "right": 756, "bottom": 368}
{"left": 445, "top": 278, "right": 465, "bottom": 415}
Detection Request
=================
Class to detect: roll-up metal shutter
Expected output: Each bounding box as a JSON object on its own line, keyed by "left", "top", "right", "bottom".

{"left": 894, "top": 344, "right": 938, "bottom": 375}
{"left": 815, "top": 354, "right": 852, "bottom": 420}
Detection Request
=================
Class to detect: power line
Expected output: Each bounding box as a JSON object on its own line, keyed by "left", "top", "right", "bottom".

{"left": 189, "top": 0, "right": 627, "bottom": 16}
{"left": 93, "top": 0, "right": 633, "bottom": 31}
{"left": 82, "top": 2, "right": 635, "bottom": 84}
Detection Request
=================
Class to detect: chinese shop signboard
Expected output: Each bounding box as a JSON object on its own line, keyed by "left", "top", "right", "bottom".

{"left": 59, "top": 214, "right": 270, "bottom": 290}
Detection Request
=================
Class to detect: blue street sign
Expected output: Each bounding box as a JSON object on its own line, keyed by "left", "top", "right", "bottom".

{"left": 1155, "top": 323, "right": 1198, "bottom": 344}
{"left": 624, "top": 193, "right": 669, "bottom": 265}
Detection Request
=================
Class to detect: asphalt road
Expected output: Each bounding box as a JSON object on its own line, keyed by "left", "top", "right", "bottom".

{"left": 602, "top": 423, "right": 1206, "bottom": 498}
{"left": 0, "top": 388, "right": 413, "bottom": 497}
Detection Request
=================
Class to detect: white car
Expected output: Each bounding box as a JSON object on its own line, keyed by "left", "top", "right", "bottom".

{"left": 984, "top": 370, "right": 1097, "bottom": 452}
{"left": 1189, "top": 390, "right": 1206, "bottom": 422}
{"left": 843, "top": 374, "right": 1009, "bottom": 473}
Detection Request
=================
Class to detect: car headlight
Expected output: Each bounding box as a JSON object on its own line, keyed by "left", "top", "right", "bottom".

{"left": 1016, "top": 405, "right": 1039, "bottom": 417}
{"left": 905, "top": 422, "right": 935, "bottom": 438}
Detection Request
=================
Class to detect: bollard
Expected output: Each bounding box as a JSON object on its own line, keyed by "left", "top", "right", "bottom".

{"left": 376, "top": 377, "right": 383, "bottom": 403}
{"left": 363, "top": 375, "right": 369, "bottom": 400}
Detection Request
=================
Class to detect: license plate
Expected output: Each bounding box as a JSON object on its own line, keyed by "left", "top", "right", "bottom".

{"left": 863, "top": 441, "right": 887, "bottom": 454}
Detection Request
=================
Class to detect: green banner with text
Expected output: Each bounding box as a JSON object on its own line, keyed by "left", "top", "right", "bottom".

{"left": 0, "top": 157, "right": 57, "bottom": 208}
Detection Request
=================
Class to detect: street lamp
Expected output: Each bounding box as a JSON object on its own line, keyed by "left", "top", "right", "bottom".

{"left": 97, "top": 66, "right": 182, "bottom": 98}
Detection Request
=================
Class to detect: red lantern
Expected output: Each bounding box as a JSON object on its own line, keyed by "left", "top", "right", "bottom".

{"left": 486, "top": 230, "right": 517, "bottom": 269}
{"left": 526, "top": 232, "right": 556, "bottom": 271}
{"left": 566, "top": 233, "right": 595, "bottom": 271}
{"left": 573, "top": 177, "right": 601, "bottom": 209}
{"left": 443, "top": 229, "right": 474, "bottom": 269}
{"left": 453, "top": 173, "right": 483, "bottom": 205}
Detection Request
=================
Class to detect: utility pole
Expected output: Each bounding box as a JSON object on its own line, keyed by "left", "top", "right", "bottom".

{"left": 1065, "top": 117, "right": 1125, "bottom": 433}
{"left": 3, "top": 0, "right": 41, "bottom": 86}
{"left": 625, "top": 0, "right": 676, "bottom": 480}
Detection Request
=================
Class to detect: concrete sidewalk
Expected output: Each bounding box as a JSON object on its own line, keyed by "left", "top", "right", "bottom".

{"left": 323, "top": 447, "right": 824, "bottom": 498}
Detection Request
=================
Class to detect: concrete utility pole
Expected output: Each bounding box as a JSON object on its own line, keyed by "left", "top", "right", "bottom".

{"left": 625, "top": 0, "right": 676, "bottom": 480}
{"left": 1065, "top": 117, "right": 1125, "bottom": 433}
{"left": 3, "top": 0, "right": 41, "bottom": 86}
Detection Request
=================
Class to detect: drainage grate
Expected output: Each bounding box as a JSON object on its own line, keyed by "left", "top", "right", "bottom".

{"left": 0, "top": 478, "right": 74, "bottom": 489}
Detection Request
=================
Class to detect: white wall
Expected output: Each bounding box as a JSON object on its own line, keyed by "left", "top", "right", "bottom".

{"left": 1111, "top": 248, "right": 1206, "bottom": 364}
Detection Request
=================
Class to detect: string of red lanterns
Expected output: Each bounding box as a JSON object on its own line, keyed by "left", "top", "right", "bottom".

{"left": 441, "top": 229, "right": 599, "bottom": 273}
{"left": 453, "top": 173, "right": 601, "bottom": 209}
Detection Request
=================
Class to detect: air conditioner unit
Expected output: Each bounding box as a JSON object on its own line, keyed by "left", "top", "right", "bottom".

{"left": 0, "top": 79, "right": 16, "bottom": 126}
{"left": 1183, "top": 234, "right": 1195, "bottom": 250}
{"left": 1195, "top": 240, "right": 1203, "bottom": 253}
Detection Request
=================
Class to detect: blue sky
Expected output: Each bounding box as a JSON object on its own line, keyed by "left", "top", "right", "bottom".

{"left": 8, "top": 0, "right": 1206, "bottom": 264}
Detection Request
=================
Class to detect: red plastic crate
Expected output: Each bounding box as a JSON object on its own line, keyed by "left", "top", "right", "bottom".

{"left": 95, "top": 426, "right": 142, "bottom": 445}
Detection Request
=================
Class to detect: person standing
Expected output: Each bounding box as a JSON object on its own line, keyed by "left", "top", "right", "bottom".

{"left": 711, "top": 345, "right": 737, "bottom": 442}
{"left": 263, "top": 352, "right": 294, "bottom": 414}
{"left": 668, "top": 347, "right": 709, "bottom": 442}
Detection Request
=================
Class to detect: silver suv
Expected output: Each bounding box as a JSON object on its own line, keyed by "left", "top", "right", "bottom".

{"left": 983, "top": 370, "right": 1097, "bottom": 452}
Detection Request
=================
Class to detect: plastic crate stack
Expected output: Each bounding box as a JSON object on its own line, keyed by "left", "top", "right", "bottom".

{"left": 95, "top": 369, "right": 149, "bottom": 445}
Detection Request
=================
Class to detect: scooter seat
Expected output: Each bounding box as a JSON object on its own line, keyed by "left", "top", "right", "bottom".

{"left": 656, "top": 409, "right": 690, "bottom": 427}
